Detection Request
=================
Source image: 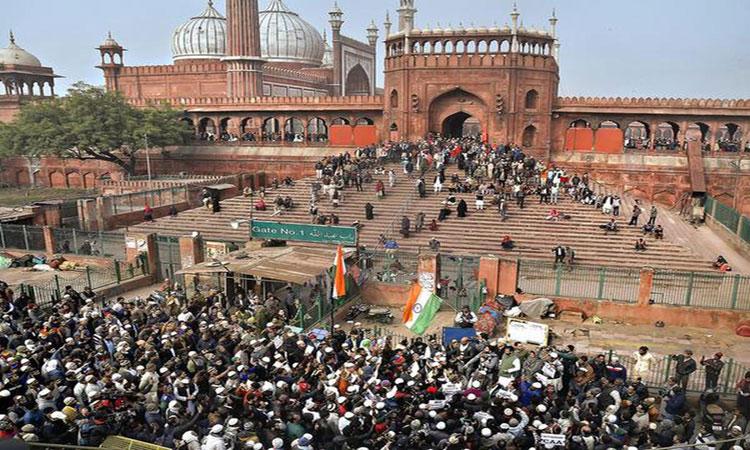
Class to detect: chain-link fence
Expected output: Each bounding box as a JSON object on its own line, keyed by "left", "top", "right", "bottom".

{"left": 50, "top": 228, "right": 125, "bottom": 260}
{"left": 0, "top": 224, "right": 47, "bottom": 252}
{"left": 18, "top": 258, "right": 148, "bottom": 308}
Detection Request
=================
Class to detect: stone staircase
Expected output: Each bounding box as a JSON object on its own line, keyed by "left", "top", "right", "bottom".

{"left": 128, "top": 163, "right": 716, "bottom": 272}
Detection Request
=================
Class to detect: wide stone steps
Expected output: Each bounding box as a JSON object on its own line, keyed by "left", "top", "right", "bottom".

{"left": 128, "top": 163, "right": 714, "bottom": 272}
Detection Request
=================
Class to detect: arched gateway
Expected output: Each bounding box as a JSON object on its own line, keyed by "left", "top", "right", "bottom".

{"left": 429, "top": 88, "right": 486, "bottom": 138}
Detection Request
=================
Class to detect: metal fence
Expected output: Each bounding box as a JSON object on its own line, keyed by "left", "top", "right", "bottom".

{"left": 364, "top": 249, "right": 419, "bottom": 285}
{"left": 0, "top": 224, "right": 47, "bottom": 252}
{"left": 156, "top": 235, "right": 182, "bottom": 282}
{"left": 518, "top": 259, "right": 640, "bottom": 303}
{"left": 18, "top": 258, "right": 148, "bottom": 308}
{"left": 651, "top": 270, "right": 750, "bottom": 310}
{"left": 369, "top": 326, "right": 749, "bottom": 396}
{"left": 441, "top": 255, "right": 482, "bottom": 311}
{"left": 706, "top": 195, "right": 750, "bottom": 246}
{"left": 51, "top": 228, "right": 126, "bottom": 260}
{"left": 609, "top": 350, "right": 749, "bottom": 396}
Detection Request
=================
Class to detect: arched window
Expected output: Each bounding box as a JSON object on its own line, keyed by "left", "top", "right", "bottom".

{"left": 332, "top": 117, "right": 350, "bottom": 125}
{"left": 522, "top": 125, "right": 537, "bottom": 147}
{"left": 356, "top": 117, "right": 374, "bottom": 126}
{"left": 389, "top": 90, "right": 399, "bottom": 109}
{"left": 525, "top": 89, "right": 539, "bottom": 110}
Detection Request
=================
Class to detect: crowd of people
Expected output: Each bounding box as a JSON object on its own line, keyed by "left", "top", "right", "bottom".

{"left": 1, "top": 278, "right": 750, "bottom": 450}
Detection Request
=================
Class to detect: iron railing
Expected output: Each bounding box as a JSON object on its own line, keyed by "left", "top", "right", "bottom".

{"left": 518, "top": 259, "right": 640, "bottom": 303}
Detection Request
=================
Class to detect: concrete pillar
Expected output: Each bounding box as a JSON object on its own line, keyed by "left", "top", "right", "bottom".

{"left": 42, "top": 226, "right": 56, "bottom": 255}
{"left": 417, "top": 252, "right": 440, "bottom": 293}
{"left": 636, "top": 267, "right": 654, "bottom": 307}
{"left": 179, "top": 234, "right": 205, "bottom": 269}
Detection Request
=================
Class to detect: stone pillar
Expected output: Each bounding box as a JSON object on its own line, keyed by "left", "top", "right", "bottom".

{"left": 649, "top": 122, "right": 658, "bottom": 151}
{"left": 709, "top": 122, "right": 719, "bottom": 152}
{"left": 497, "top": 258, "right": 520, "bottom": 296}
{"left": 417, "top": 252, "right": 440, "bottom": 293}
{"left": 42, "top": 226, "right": 56, "bottom": 256}
{"left": 179, "top": 234, "right": 205, "bottom": 269}
{"left": 125, "top": 233, "right": 158, "bottom": 278}
{"left": 636, "top": 267, "right": 654, "bottom": 307}
{"left": 478, "top": 256, "right": 500, "bottom": 300}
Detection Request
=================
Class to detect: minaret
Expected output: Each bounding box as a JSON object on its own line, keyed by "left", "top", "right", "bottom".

{"left": 329, "top": 2, "right": 344, "bottom": 96}
{"left": 549, "top": 8, "right": 560, "bottom": 61}
{"left": 384, "top": 11, "right": 392, "bottom": 38}
{"left": 510, "top": 2, "right": 520, "bottom": 53}
{"left": 397, "top": 0, "right": 417, "bottom": 34}
{"left": 97, "top": 32, "right": 125, "bottom": 93}
{"left": 224, "top": 0, "right": 265, "bottom": 98}
{"left": 367, "top": 21, "right": 379, "bottom": 47}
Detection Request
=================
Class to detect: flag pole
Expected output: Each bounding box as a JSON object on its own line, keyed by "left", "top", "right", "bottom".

{"left": 330, "top": 287, "right": 335, "bottom": 335}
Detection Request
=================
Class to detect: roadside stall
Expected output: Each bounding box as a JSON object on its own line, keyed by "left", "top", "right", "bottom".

{"left": 177, "top": 246, "right": 359, "bottom": 327}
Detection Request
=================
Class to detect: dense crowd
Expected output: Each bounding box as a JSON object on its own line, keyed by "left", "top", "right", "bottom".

{"left": 0, "top": 138, "right": 748, "bottom": 450}
{"left": 2, "top": 270, "right": 750, "bottom": 450}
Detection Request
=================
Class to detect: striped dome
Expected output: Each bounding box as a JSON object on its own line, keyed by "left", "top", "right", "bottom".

{"left": 171, "top": 1, "right": 227, "bottom": 62}
{"left": 259, "top": 0, "right": 324, "bottom": 66}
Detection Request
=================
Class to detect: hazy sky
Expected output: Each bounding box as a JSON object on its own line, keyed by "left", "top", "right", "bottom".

{"left": 3, "top": 0, "right": 749, "bottom": 98}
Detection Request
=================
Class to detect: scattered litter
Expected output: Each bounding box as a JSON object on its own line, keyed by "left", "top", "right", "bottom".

{"left": 590, "top": 316, "right": 603, "bottom": 324}
{"left": 655, "top": 321, "right": 665, "bottom": 328}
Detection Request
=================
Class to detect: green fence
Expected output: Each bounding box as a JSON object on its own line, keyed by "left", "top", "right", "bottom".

{"left": 18, "top": 258, "right": 148, "bottom": 308}
{"left": 651, "top": 270, "right": 750, "bottom": 310}
{"left": 706, "top": 195, "right": 750, "bottom": 246}
{"left": 609, "top": 350, "right": 749, "bottom": 396}
{"left": 518, "top": 259, "right": 640, "bottom": 303}
{"left": 713, "top": 199, "right": 741, "bottom": 232}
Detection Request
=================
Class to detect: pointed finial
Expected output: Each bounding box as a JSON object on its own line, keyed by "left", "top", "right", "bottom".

{"left": 208, "top": 0, "right": 214, "bottom": 6}
{"left": 108, "top": 31, "right": 113, "bottom": 39}
{"left": 385, "top": 10, "right": 391, "bottom": 23}
{"left": 9, "top": 30, "right": 15, "bottom": 45}
{"left": 552, "top": 7, "right": 557, "bottom": 18}
{"left": 513, "top": 1, "right": 518, "bottom": 12}
{"left": 323, "top": 29, "right": 328, "bottom": 42}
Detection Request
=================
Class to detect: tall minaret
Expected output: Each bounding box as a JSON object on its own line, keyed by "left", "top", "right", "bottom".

{"left": 510, "top": 2, "right": 520, "bottom": 53}
{"left": 224, "top": 0, "right": 265, "bottom": 98}
{"left": 397, "top": 0, "right": 416, "bottom": 34}
{"left": 549, "top": 9, "right": 560, "bottom": 61}
{"left": 329, "top": 2, "right": 344, "bottom": 96}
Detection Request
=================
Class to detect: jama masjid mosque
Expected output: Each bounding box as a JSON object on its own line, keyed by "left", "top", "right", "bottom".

{"left": 2, "top": 0, "right": 750, "bottom": 213}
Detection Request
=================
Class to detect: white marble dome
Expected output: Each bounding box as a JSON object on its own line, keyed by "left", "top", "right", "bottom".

{"left": 259, "top": 0, "right": 324, "bottom": 66}
{"left": 171, "top": 1, "right": 227, "bottom": 62}
{"left": 0, "top": 32, "right": 42, "bottom": 67}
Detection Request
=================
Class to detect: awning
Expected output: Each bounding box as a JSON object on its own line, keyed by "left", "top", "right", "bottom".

{"left": 177, "top": 246, "right": 340, "bottom": 285}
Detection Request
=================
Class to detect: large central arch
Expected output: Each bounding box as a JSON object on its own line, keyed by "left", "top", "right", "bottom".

{"left": 428, "top": 88, "right": 486, "bottom": 138}
{"left": 442, "top": 112, "right": 481, "bottom": 138}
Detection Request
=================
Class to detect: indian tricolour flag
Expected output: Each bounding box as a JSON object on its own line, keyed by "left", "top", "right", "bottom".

{"left": 403, "top": 282, "right": 443, "bottom": 335}
{"left": 332, "top": 245, "right": 347, "bottom": 299}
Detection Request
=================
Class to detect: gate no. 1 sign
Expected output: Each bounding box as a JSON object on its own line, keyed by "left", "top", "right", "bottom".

{"left": 250, "top": 220, "right": 357, "bottom": 246}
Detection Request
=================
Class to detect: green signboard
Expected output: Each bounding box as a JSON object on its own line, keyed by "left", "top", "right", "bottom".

{"left": 250, "top": 220, "right": 357, "bottom": 246}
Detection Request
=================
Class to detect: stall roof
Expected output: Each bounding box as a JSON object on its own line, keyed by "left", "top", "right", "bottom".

{"left": 177, "top": 246, "right": 341, "bottom": 285}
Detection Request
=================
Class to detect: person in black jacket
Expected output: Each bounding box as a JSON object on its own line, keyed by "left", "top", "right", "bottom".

{"left": 457, "top": 199, "right": 468, "bottom": 218}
